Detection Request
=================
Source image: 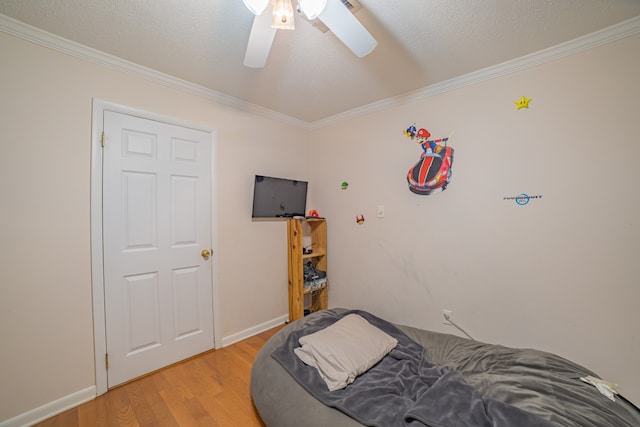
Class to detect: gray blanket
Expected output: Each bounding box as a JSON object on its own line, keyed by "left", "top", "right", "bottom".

{"left": 272, "top": 310, "right": 554, "bottom": 427}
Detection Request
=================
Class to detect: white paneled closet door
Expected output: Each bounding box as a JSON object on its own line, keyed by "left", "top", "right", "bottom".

{"left": 102, "top": 110, "right": 214, "bottom": 387}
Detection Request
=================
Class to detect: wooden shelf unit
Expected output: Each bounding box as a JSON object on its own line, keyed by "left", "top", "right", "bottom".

{"left": 287, "top": 218, "right": 328, "bottom": 322}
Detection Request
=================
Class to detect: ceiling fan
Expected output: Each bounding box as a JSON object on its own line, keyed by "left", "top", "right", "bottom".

{"left": 242, "top": 0, "right": 377, "bottom": 68}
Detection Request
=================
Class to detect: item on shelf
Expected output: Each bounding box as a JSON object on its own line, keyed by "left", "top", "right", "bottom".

{"left": 304, "top": 261, "right": 327, "bottom": 291}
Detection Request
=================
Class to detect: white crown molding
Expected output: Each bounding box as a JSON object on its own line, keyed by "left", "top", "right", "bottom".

{"left": 1, "top": 13, "right": 639, "bottom": 130}
{"left": 0, "top": 14, "right": 310, "bottom": 129}
{"left": 310, "top": 15, "right": 640, "bottom": 129}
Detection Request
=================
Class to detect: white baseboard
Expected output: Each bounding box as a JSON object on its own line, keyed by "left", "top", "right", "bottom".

{"left": 0, "top": 386, "right": 95, "bottom": 427}
{"left": 221, "top": 313, "right": 288, "bottom": 347}
{"left": 0, "top": 316, "right": 286, "bottom": 426}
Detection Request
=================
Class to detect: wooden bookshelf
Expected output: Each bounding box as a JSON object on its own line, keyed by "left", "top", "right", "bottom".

{"left": 287, "top": 218, "right": 328, "bottom": 322}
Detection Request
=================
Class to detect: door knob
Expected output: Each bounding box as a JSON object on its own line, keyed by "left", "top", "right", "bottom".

{"left": 201, "top": 249, "right": 211, "bottom": 258}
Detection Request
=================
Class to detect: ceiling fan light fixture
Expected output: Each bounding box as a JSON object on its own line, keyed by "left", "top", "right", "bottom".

{"left": 242, "top": 0, "right": 269, "bottom": 15}
{"left": 272, "top": 0, "right": 295, "bottom": 30}
{"left": 298, "top": 0, "right": 327, "bottom": 20}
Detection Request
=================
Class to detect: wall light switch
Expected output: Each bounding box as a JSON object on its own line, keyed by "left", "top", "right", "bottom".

{"left": 376, "top": 205, "right": 385, "bottom": 218}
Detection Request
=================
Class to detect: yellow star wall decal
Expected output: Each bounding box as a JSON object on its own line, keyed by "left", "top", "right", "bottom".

{"left": 515, "top": 95, "right": 532, "bottom": 110}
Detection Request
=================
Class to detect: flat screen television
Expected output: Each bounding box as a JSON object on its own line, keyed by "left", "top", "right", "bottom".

{"left": 252, "top": 175, "right": 308, "bottom": 218}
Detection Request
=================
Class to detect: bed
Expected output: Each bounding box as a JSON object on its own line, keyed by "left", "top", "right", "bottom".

{"left": 250, "top": 308, "right": 640, "bottom": 427}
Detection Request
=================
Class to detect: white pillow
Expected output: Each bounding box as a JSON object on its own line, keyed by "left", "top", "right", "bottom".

{"left": 294, "top": 313, "right": 398, "bottom": 391}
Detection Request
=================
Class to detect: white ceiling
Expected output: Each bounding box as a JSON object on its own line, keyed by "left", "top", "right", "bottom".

{"left": 1, "top": 0, "right": 640, "bottom": 125}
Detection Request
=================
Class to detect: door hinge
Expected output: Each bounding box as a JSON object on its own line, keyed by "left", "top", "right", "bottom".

{"left": 101, "top": 131, "right": 105, "bottom": 148}
{"left": 105, "top": 353, "right": 109, "bottom": 369}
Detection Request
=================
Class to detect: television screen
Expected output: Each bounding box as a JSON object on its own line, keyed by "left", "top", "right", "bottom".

{"left": 252, "top": 175, "right": 308, "bottom": 218}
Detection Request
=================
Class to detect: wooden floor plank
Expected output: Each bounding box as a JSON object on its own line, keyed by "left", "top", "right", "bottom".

{"left": 136, "top": 375, "right": 180, "bottom": 427}
{"left": 32, "top": 323, "right": 285, "bottom": 427}
{"left": 76, "top": 401, "right": 98, "bottom": 427}
{"left": 106, "top": 386, "right": 140, "bottom": 427}
{"left": 124, "top": 381, "right": 159, "bottom": 427}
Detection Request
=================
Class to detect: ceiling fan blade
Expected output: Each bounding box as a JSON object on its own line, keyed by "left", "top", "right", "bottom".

{"left": 243, "top": 7, "right": 277, "bottom": 68}
{"left": 318, "top": 0, "right": 377, "bottom": 58}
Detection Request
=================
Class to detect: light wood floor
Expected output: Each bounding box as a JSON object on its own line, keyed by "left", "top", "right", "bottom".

{"left": 34, "top": 323, "right": 287, "bottom": 427}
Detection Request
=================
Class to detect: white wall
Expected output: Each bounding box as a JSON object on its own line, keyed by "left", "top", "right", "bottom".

{"left": 0, "top": 32, "right": 309, "bottom": 422}
{"left": 1, "top": 23, "right": 639, "bottom": 424}
{"left": 310, "top": 33, "right": 640, "bottom": 404}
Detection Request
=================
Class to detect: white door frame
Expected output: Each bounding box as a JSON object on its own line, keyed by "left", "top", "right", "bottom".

{"left": 90, "top": 98, "right": 221, "bottom": 395}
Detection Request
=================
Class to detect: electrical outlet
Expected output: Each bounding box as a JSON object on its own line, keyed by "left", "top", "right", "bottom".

{"left": 443, "top": 310, "right": 453, "bottom": 324}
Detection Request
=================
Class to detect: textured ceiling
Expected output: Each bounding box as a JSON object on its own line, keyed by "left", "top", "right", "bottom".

{"left": 1, "top": 0, "right": 640, "bottom": 124}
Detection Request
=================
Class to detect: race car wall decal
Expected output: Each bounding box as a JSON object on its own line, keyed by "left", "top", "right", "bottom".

{"left": 403, "top": 124, "right": 454, "bottom": 195}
